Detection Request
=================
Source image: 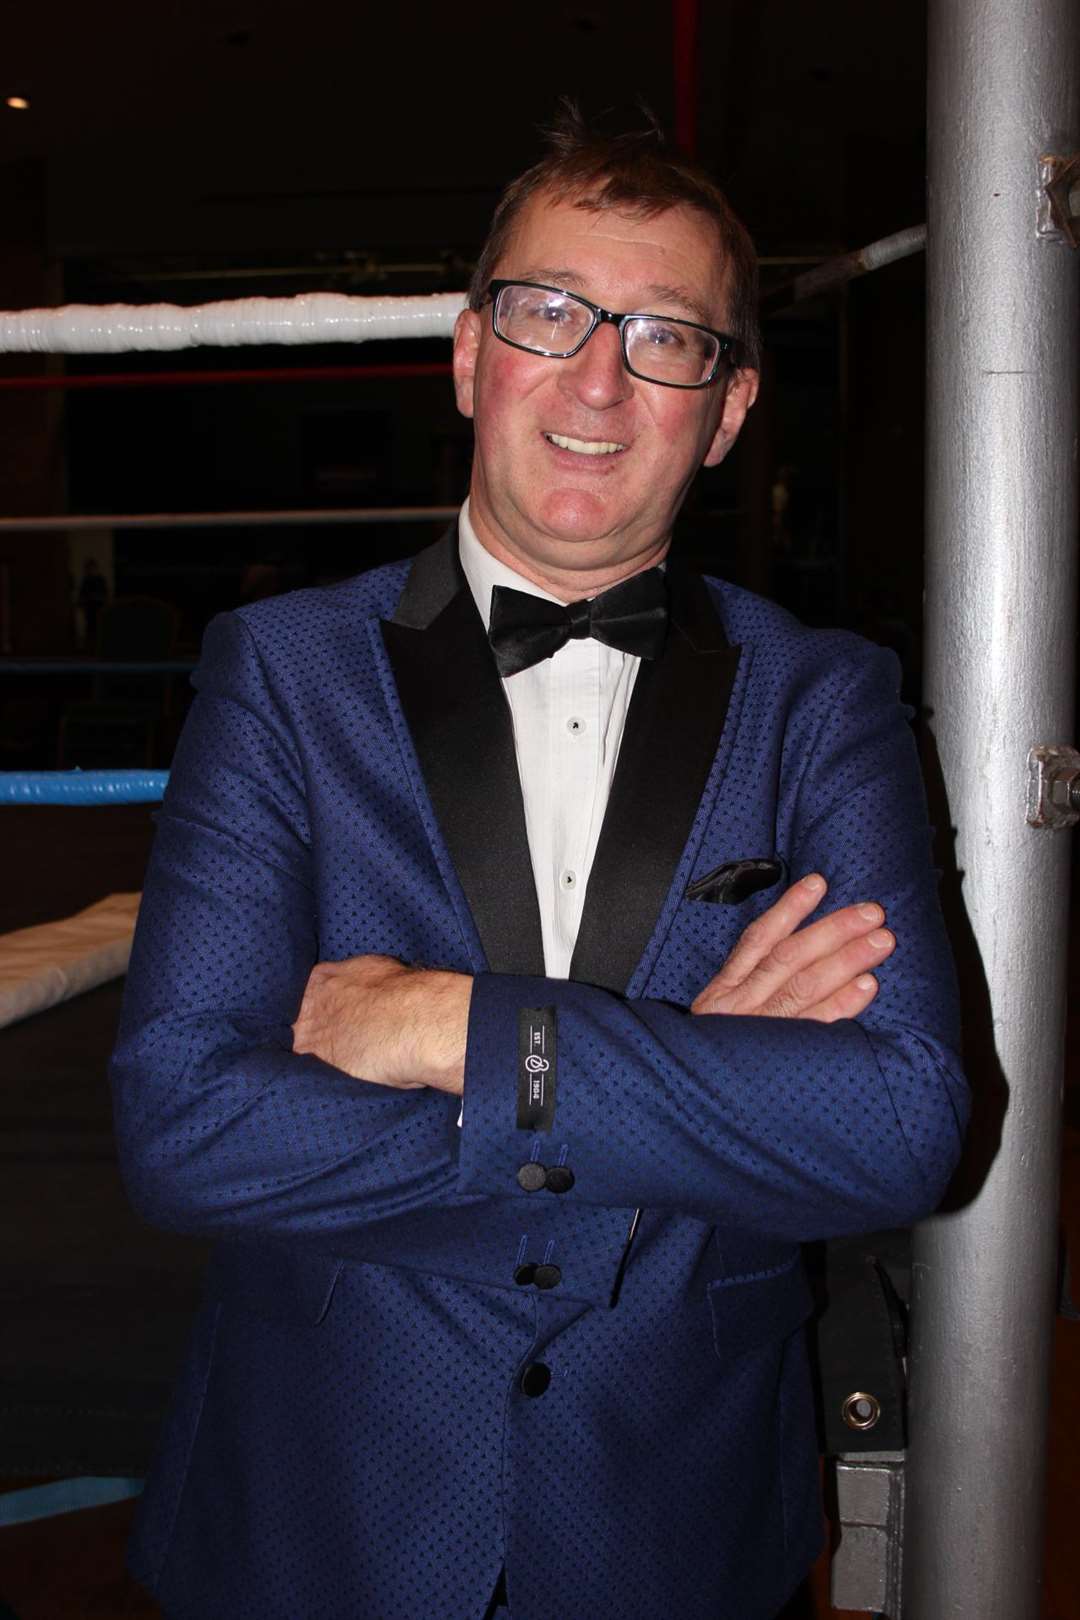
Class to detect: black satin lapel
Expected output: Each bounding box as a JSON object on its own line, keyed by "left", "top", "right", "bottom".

{"left": 391, "top": 526, "right": 462, "bottom": 629}
{"left": 381, "top": 580, "right": 546, "bottom": 977}
{"left": 569, "top": 567, "right": 740, "bottom": 993}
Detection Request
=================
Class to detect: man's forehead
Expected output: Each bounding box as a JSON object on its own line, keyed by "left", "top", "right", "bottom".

{"left": 499, "top": 191, "right": 729, "bottom": 321}
{"left": 511, "top": 263, "right": 716, "bottom": 328}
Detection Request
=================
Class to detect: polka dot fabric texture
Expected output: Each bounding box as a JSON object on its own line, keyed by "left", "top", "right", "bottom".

{"left": 111, "top": 545, "right": 967, "bottom": 1619}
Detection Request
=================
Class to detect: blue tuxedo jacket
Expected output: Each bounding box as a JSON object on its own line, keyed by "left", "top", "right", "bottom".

{"left": 111, "top": 533, "right": 967, "bottom": 1620}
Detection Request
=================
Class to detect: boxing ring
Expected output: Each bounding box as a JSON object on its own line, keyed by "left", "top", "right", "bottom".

{"left": 0, "top": 295, "right": 479, "bottom": 1561}
{"left": 0, "top": 295, "right": 473, "bottom": 1079}
{"left": 2, "top": 3, "right": 1078, "bottom": 1605}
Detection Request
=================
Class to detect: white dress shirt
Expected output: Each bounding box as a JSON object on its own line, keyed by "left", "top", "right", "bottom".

{"left": 458, "top": 500, "right": 642, "bottom": 979}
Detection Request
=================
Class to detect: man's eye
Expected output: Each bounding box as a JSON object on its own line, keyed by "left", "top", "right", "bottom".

{"left": 527, "top": 299, "right": 573, "bottom": 324}
{"left": 644, "top": 322, "right": 686, "bottom": 348}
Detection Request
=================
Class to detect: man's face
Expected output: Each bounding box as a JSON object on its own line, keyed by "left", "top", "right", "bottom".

{"left": 453, "top": 190, "right": 758, "bottom": 594}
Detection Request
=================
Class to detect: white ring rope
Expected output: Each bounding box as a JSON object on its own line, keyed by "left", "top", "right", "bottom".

{"left": 0, "top": 291, "right": 468, "bottom": 355}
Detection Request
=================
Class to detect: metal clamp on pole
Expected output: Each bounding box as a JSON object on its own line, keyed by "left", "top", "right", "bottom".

{"left": 830, "top": 1449, "right": 905, "bottom": 1618}
{"left": 1026, "top": 744, "right": 1080, "bottom": 827}
{"left": 1038, "top": 154, "right": 1080, "bottom": 247}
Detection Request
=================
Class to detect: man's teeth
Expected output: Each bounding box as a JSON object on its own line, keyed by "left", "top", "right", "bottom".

{"left": 545, "top": 433, "right": 625, "bottom": 456}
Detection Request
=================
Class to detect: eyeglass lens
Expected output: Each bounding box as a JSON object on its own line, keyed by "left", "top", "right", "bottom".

{"left": 494, "top": 284, "right": 720, "bottom": 386}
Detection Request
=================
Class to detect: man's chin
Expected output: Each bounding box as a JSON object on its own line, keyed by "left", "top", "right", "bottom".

{"left": 473, "top": 489, "right": 666, "bottom": 588}
{"left": 533, "top": 490, "right": 636, "bottom": 551}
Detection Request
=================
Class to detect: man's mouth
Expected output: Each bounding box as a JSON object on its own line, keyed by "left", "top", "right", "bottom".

{"left": 544, "top": 432, "right": 627, "bottom": 457}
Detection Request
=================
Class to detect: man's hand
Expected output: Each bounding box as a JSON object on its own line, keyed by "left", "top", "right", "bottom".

{"left": 292, "top": 955, "right": 472, "bottom": 1095}
{"left": 691, "top": 873, "right": 894, "bottom": 1022}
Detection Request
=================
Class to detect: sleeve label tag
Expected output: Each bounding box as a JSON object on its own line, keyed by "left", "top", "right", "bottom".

{"left": 517, "top": 1006, "right": 557, "bottom": 1132}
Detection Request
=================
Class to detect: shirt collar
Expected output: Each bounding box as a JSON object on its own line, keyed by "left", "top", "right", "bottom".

{"left": 457, "top": 498, "right": 564, "bottom": 627}
{"left": 457, "top": 497, "right": 667, "bottom": 628}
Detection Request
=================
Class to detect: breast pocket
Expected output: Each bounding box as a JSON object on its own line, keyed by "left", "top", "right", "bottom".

{"left": 657, "top": 883, "right": 779, "bottom": 1000}
{"left": 685, "top": 856, "right": 787, "bottom": 906}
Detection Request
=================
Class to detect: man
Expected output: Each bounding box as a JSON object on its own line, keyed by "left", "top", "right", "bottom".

{"left": 112, "top": 112, "right": 967, "bottom": 1620}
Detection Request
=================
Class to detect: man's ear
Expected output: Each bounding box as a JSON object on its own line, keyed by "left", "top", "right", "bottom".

{"left": 703, "top": 368, "right": 760, "bottom": 468}
{"left": 452, "top": 308, "right": 482, "bottom": 420}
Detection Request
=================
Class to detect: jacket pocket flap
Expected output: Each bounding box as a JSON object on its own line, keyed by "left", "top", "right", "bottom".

{"left": 707, "top": 1257, "right": 813, "bottom": 1360}
{"left": 205, "top": 1240, "right": 343, "bottom": 1325}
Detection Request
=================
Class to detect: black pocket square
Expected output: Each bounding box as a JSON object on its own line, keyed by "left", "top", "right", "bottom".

{"left": 685, "top": 857, "right": 786, "bottom": 905}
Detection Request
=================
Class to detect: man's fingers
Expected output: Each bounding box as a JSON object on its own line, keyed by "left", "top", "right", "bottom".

{"left": 724, "top": 924, "right": 892, "bottom": 1016}
{"left": 692, "top": 907, "right": 895, "bottom": 1017}
{"left": 703, "top": 872, "right": 828, "bottom": 993}
{"left": 798, "top": 972, "right": 880, "bottom": 1024}
{"left": 694, "top": 890, "right": 884, "bottom": 1010}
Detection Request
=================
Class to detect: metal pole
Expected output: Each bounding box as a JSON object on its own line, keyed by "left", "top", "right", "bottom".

{"left": 907, "top": 1, "right": 1079, "bottom": 1616}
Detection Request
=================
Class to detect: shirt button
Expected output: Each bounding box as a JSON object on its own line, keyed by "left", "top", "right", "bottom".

{"left": 566, "top": 715, "right": 586, "bottom": 734}
{"left": 561, "top": 871, "right": 577, "bottom": 890}
{"left": 517, "top": 1163, "right": 548, "bottom": 1193}
{"left": 533, "top": 1263, "right": 562, "bottom": 1290}
{"left": 513, "top": 1263, "right": 537, "bottom": 1287}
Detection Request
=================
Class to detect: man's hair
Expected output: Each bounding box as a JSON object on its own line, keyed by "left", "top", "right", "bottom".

{"left": 467, "top": 102, "right": 761, "bottom": 371}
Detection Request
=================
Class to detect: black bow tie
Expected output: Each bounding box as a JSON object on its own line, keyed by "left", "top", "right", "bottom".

{"left": 487, "top": 568, "right": 668, "bottom": 678}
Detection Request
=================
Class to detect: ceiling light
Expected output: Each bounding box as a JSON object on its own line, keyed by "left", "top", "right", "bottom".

{"left": 6, "top": 96, "right": 30, "bottom": 111}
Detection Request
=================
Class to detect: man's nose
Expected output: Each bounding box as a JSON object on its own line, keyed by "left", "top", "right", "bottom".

{"left": 558, "top": 321, "right": 633, "bottom": 409}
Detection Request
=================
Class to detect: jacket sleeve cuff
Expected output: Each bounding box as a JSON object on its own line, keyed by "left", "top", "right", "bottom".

{"left": 458, "top": 971, "right": 560, "bottom": 1196}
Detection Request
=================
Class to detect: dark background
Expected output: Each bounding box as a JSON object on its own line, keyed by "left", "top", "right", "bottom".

{"left": 0, "top": 0, "right": 929, "bottom": 770}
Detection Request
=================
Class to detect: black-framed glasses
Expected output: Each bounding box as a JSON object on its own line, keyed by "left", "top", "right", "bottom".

{"left": 486, "top": 279, "right": 738, "bottom": 389}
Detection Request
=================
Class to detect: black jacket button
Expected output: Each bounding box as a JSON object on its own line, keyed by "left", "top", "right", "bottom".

{"left": 516, "top": 1163, "right": 548, "bottom": 1192}
{"left": 513, "top": 1263, "right": 537, "bottom": 1286}
{"left": 532, "top": 1263, "right": 562, "bottom": 1290}
{"left": 544, "top": 1165, "right": 575, "bottom": 1194}
{"left": 520, "top": 1362, "right": 551, "bottom": 1397}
